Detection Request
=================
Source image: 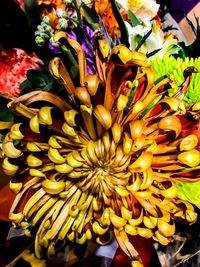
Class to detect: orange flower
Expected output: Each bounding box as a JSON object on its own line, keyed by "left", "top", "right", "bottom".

{"left": 38, "top": 0, "right": 63, "bottom": 6}
{"left": 37, "top": 0, "right": 71, "bottom": 31}
{"left": 95, "top": 0, "right": 121, "bottom": 38}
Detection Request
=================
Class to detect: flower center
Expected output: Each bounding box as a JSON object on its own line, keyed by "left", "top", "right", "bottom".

{"left": 75, "top": 138, "right": 132, "bottom": 202}
{"left": 127, "top": 0, "right": 144, "bottom": 10}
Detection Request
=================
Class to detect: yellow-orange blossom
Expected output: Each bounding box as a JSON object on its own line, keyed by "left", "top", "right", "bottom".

{"left": 1, "top": 37, "right": 200, "bottom": 267}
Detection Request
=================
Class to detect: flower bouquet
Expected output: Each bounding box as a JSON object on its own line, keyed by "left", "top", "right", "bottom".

{"left": 0, "top": 0, "right": 199, "bottom": 266}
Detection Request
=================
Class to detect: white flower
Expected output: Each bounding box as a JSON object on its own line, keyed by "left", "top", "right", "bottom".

{"left": 125, "top": 21, "right": 181, "bottom": 57}
{"left": 116, "top": 0, "right": 160, "bottom": 20}
{"left": 56, "top": 8, "right": 64, "bottom": 18}
{"left": 125, "top": 21, "right": 163, "bottom": 53}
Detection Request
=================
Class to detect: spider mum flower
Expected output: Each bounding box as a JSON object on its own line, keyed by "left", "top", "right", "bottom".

{"left": 1, "top": 37, "right": 199, "bottom": 266}
{"left": 0, "top": 48, "right": 42, "bottom": 97}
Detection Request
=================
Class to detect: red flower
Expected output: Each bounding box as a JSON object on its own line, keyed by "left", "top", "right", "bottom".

{"left": 0, "top": 48, "right": 42, "bottom": 97}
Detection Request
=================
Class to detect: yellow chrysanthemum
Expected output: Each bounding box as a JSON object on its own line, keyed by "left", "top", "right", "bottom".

{"left": 1, "top": 36, "right": 199, "bottom": 267}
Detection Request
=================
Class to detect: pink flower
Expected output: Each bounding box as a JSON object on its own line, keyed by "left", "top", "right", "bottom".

{"left": 0, "top": 48, "right": 43, "bottom": 97}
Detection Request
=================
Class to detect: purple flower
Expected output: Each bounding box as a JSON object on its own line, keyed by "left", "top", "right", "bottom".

{"left": 67, "top": 22, "right": 99, "bottom": 74}
{"left": 48, "top": 38, "right": 62, "bottom": 55}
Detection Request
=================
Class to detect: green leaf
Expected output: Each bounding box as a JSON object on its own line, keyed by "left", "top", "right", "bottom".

{"left": 0, "top": 106, "right": 14, "bottom": 122}
{"left": 20, "top": 79, "right": 32, "bottom": 91}
{"left": 176, "top": 180, "right": 200, "bottom": 207}
{"left": 20, "top": 70, "right": 54, "bottom": 92}
{"left": 110, "top": 0, "right": 129, "bottom": 46}
{"left": 24, "top": 0, "right": 40, "bottom": 25}
{"left": 128, "top": 10, "right": 140, "bottom": 27}
{"left": 81, "top": 3, "right": 99, "bottom": 29}
{"left": 136, "top": 29, "right": 152, "bottom": 51}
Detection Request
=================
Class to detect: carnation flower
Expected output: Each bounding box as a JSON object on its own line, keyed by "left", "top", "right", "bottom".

{"left": 0, "top": 48, "right": 42, "bottom": 97}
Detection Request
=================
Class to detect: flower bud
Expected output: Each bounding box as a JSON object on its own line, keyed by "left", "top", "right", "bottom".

{"left": 43, "top": 16, "right": 50, "bottom": 24}
{"left": 58, "top": 18, "right": 68, "bottom": 30}
{"left": 35, "top": 36, "right": 46, "bottom": 47}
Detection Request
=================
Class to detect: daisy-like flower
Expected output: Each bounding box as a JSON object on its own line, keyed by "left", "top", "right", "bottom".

{"left": 116, "top": 0, "right": 160, "bottom": 21}
{"left": 1, "top": 36, "right": 199, "bottom": 267}
{"left": 0, "top": 48, "right": 42, "bottom": 97}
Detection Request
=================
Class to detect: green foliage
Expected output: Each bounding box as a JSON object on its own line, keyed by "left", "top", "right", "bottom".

{"left": 0, "top": 106, "right": 14, "bottom": 122}
{"left": 20, "top": 70, "right": 54, "bottom": 92}
{"left": 176, "top": 180, "right": 200, "bottom": 208}
{"left": 151, "top": 55, "right": 200, "bottom": 104}
{"left": 24, "top": 0, "right": 40, "bottom": 25}
{"left": 111, "top": 0, "right": 129, "bottom": 46}
{"left": 128, "top": 10, "right": 140, "bottom": 27}
{"left": 81, "top": 3, "right": 99, "bottom": 29}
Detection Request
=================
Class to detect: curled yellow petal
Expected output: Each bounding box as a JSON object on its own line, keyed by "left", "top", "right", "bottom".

{"left": 111, "top": 45, "right": 132, "bottom": 64}
{"left": 158, "top": 115, "right": 181, "bottom": 138}
{"left": 117, "top": 94, "right": 128, "bottom": 111}
{"left": 111, "top": 122, "right": 122, "bottom": 143}
{"left": 178, "top": 149, "right": 200, "bottom": 167}
{"left": 98, "top": 39, "right": 110, "bottom": 58}
{"left": 129, "top": 151, "right": 153, "bottom": 172}
{"left": 109, "top": 212, "right": 126, "bottom": 228}
{"left": 93, "top": 104, "right": 112, "bottom": 130}
{"left": 157, "top": 219, "right": 175, "bottom": 237}
{"left": 180, "top": 135, "right": 198, "bottom": 151}
{"left": 129, "top": 120, "right": 145, "bottom": 139}
{"left": 84, "top": 74, "right": 101, "bottom": 96}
